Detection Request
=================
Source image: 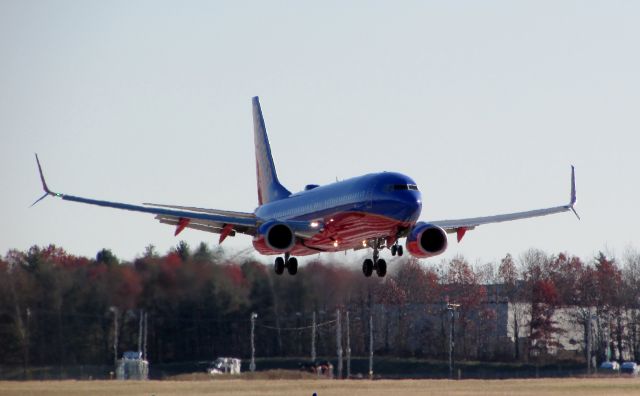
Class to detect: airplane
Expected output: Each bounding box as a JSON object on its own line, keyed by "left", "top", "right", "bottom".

{"left": 33, "top": 97, "right": 579, "bottom": 277}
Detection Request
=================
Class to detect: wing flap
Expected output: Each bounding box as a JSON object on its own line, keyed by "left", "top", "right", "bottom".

{"left": 156, "top": 216, "right": 240, "bottom": 236}
{"left": 145, "top": 203, "right": 256, "bottom": 219}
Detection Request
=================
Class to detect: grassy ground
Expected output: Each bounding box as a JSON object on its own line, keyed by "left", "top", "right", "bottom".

{"left": 1, "top": 378, "right": 639, "bottom": 396}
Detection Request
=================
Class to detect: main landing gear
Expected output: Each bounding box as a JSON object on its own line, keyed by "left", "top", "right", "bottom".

{"left": 363, "top": 238, "right": 395, "bottom": 278}
{"left": 274, "top": 252, "right": 298, "bottom": 276}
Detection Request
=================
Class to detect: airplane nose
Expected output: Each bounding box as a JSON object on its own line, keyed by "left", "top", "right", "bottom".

{"left": 398, "top": 193, "right": 422, "bottom": 222}
{"left": 410, "top": 198, "right": 422, "bottom": 220}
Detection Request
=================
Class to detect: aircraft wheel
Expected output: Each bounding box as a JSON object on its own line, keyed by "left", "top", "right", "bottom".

{"left": 274, "top": 257, "right": 285, "bottom": 275}
{"left": 376, "top": 259, "right": 387, "bottom": 277}
{"left": 390, "top": 245, "right": 397, "bottom": 256}
{"left": 287, "top": 257, "right": 298, "bottom": 275}
{"left": 397, "top": 245, "right": 404, "bottom": 257}
{"left": 362, "top": 259, "right": 374, "bottom": 277}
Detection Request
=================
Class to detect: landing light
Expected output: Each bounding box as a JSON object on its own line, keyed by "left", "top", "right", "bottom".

{"left": 362, "top": 240, "right": 367, "bottom": 247}
{"left": 333, "top": 241, "right": 339, "bottom": 248}
{"left": 310, "top": 221, "right": 319, "bottom": 228}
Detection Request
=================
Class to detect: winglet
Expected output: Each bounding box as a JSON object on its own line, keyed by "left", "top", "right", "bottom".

{"left": 35, "top": 154, "right": 52, "bottom": 194}
{"left": 31, "top": 154, "right": 57, "bottom": 207}
{"left": 569, "top": 165, "right": 580, "bottom": 220}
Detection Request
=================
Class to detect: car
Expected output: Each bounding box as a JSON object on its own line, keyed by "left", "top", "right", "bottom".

{"left": 207, "top": 357, "right": 241, "bottom": 375}
{"left": 298, "top": 360, "right": 333, "bottom": 378}
{"left": 600, "top": 361, "right": 620, "bottom": 372}
{"left": 620, "top": 362, "right": 639, "bottom": 375}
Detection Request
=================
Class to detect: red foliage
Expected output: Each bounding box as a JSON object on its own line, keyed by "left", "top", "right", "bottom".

{"left": 113, "top": 266, "right": 142, "bottom": 309}
{"left": 223, "top": 265, "right": 247, "bottom": 288}
{"left": 32, "top": 245, "right": 65, "bottom": 264}
{"left": 393, "top": 259, "right": 440, "bottom": 303}
{"left": 303, "top": 260, "right": 361, "bottom": 309}
{"left": 164, "top": 252, "right": 182, "bottom": 271}
{"left": 533, "top": 279, "right": 559, "bottom": 306}
{"left": 529, "top": 279, "right": 562, "bottom": 355}
{"left": 577, "top": 266, "right": 597, "bottom": 306}
{"left": 594, "top": 253, "right": 622, "bottom": 307}
{"left": 88, "top": 262, "right": 108, "bottom": 280}
{"left": 157, "top": 252, "right": 183, "bottom": 288}
{"left": 377, "top": 278, "right": 407, "bottom": 305}
{"left": 58, "top": 256, "right": 90, "bottom": 270}
{"left": 498, "top": 254, "right": 518, "bottom": 285}
{"left": 445, "top": 256, "right": 486, "bottom": 310}
{"left": 549, "top": 253, "right": 584, "bottom": 305}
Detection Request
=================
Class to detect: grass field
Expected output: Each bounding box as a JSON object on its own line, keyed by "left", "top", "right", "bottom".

{"left": 1, "top": 378, "right": 639, "bottom": 396}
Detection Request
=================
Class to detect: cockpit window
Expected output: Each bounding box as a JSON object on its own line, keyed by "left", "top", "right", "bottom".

{"left": 392, "top": 184, "right": 419, "bottom": 191}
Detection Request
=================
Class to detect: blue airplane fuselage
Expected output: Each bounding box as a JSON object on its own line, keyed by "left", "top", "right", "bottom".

{"left": 253, "top": 172, "right": 422, "bottom": 255}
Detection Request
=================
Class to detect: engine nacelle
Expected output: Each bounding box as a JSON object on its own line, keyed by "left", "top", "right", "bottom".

{"left": 406, "top": 222, "right": 448, "bottom": 258}
{"left": 255, "top": 221, "right": 295, "bottom": 252}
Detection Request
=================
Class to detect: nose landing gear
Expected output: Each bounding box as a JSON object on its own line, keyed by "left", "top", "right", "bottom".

{"left": 390, "top": 243, "right": 403, "bottom": 257}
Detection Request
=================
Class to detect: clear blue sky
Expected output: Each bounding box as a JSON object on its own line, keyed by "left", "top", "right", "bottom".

{"left": 1, "top": 1, "right": 638, "bottom": 265}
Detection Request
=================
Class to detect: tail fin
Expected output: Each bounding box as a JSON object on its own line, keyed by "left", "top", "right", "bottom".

{"left": 252, "top": 97, "right": 291, "bottom": 205}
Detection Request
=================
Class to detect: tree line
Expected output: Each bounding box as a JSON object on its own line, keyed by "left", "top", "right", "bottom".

{"left": 1, "top": 242, "right": 639, "bottom": 371}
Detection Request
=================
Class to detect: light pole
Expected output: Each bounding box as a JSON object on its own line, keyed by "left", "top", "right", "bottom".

{"left": 250, "top": 312, "right": 258, "bottom": 372}
{"left": 296, "top": 312, "right": 302, "bottom": 356}
{"left": 143, "top": 312, "right": 148, "bottom": 361}
{"left": 336, "top": 309, "right": 342, "bottom": 379}
{"left": 311, "top": 311, "right": 317, "bottom": 362}
{"left": 368, "top": 313, "right": 373, "bottom": 379}
{"left": 138, "top": 309, "right": 143, "bottom": 355}
{"left": 25, "top": 307, "right": 31, "bottom": 378}
{"left": 346, "top": 311, "right": 351, "bottom": 379}
{"left": 586, "top": 310, "right": 591, "bottom": 374}
{"left": 447, "top": 303, "right": 460, "bottom": 380}
{"left": 109, "top": 307, "right": 119, "bottom": 367}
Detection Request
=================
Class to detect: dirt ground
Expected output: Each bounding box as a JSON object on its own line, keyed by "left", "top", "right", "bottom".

{"left": 0, "top": 378, "right": 639, "bottom": 396}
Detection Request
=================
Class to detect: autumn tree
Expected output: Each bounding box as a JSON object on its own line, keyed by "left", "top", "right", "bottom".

{"left": 521, "top": 249, "right": 562, "bottom": 361}
{"left": 376, "top": 277, "right": 407, "bottom": 354}
{"left": 444, "top": 255, "right": 487, "bottom": 360}
{"left": 592, "top": 252, "right": 623, "bottom": 362}
{"left": 3, "top": 242, "right": 640, "bottom": 373}
{"left": 529, "top": 279, "right": 562, "bottom": 358}
{"left": 174, "top": 240, "right": 191, "bottom": 262}
{"left": 96, "top": 248, "right": 118, "bottom": 266}
{"left": 621, "top": 249, "right": 640, "bottom": 361}
{"left": 498, "top": 253, "right": 527, "bottom": 359}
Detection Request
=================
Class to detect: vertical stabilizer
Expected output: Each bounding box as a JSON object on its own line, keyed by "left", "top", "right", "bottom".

{"left": 252, "top": 97, "right": 291, "bottom": 205}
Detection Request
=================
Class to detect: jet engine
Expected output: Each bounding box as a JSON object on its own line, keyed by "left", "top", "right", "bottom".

{"left": 405, "top": 222, "right": 448, "bottom": 258}
{"left": 256, "top": 221, "right": 295, "bottom": 252}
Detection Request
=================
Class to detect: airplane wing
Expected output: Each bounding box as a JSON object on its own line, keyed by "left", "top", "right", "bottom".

{"left": 429, "top": 166, "right": 579, "bottom": 242}
{"left": 32, "top": 155, "right": 258, "bottom": 242}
